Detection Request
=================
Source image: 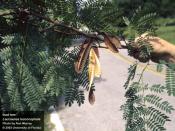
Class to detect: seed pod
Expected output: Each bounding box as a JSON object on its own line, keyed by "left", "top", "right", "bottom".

{"left": 75, "top": 39, "right": 93, "bottom": 73}
{"left": 93, "top": 46, "right": 100, "bottom": 58}
{"left": 104, "top": 34, "right": 121, "bottom": 53}
{"left": 92, "top": 47, "right": 101, "bottom": 78}
{"left": 111, "top": 36, "right": 122, "bottom": 49}
{"left": 88, "top": 48, "right": 101, "bottom": 88}
{"left": 88, "top": 89, "right": 95, "bottom": 105}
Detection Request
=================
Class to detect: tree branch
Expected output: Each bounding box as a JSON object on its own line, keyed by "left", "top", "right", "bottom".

{"left": 4, "top": 9, "right": 175, "bottom": 64}
{"left": 27, "top": 10, "right": 104, "bottom": 41}
{"left": 54, "top": 29, "right": 78, "bottom": 35}
{"left": 138, "top": 62, "right": 149, "bottom": 83}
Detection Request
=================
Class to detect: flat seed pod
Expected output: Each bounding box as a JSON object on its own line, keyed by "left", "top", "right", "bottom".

{"left": 104, "top": 34, "right": 121, "bottom": 53}
{"left": 93, "top": 47, "right": 100, "bottom": 58}
{"left": 93, "top": 47, "right": 101, "bottom": 78}
{"left": 111, "top": 36, "right": 122, "bottom": 48}
{"left": 88, "top": 48, "right": 96, "bottom": 88}
{"left": 88, "top": 48, "right": 101, "bottom": 89}
{"left": 75, "top": 39, "right": 93, "bottom": 73}
{"left": 88, "top": 89, "right": 95, "bottom": 105}
{"left": 104, "top": 36, "right": 119, "bottom": 53}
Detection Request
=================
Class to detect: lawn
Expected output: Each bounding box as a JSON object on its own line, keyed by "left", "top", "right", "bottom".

{"left": 157, "top": 26, "right": 175, "bottom": 44}
{"left": 156, "top": 18, "right": 175, "bottom": 44}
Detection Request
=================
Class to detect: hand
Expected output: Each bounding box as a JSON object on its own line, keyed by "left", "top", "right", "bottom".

{"left": 133, "top": 34, "right": 175, "bottom": 63}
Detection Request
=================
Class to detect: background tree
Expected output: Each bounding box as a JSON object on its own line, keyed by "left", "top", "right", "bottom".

{"left": 113, "top": 0, "right": 175, "bottom": 18}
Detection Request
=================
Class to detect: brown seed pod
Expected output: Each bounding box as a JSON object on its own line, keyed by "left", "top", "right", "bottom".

{"left": 111, "top": 36, "right": 122, "bottom": 48}
{"left": 92, "top": 46, "right": 100, "bottom": 58}
{"left": 104, "top": 34, "right": 121, "bottom": 53}
{"left": 88, "top": 89, "right": 95, "bottom": 105}
{"left": 74, "top": 39, "right": 93, "bottom": 73}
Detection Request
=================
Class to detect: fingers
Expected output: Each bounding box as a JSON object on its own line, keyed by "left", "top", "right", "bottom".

{"left": 133, "top": 33, "right": 175, "bottom": 63}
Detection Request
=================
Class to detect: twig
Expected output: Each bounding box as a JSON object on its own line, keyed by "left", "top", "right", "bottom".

{"left": 54, "top": 29, "right": 78, "bottom": 35}
{"left": 1, "top": 9, "right": 128, "bottom": 50}
{"left": 26, "top": 10, "right": 104, "bottom": 41}
{"left": 98, "top": 45, "right": 108, "bottom": 49}
{"left": 40, "top": 25, "right": 55, "bottom": 32}
{"left": 138, "top": 62, "right": 149, "bottom": 83}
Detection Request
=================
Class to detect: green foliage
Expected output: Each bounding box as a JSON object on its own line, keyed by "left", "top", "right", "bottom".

{"left": 113, "top": 0, "right": 175, "bottom": 18}
{"left": 146, "top": 107, "right": 170, "bottom": 130}
{"left": 144, "top": 95, "right": 174, "bottom": 113}
{"left": 123, "top": 7, "right": 157, "bottom": 36}
{"left": 124, "top": 63, "right": 137, "bottom": 89}
{"left": 0, "top": 0, "right": 130, "bottom": 111}
{"left": 0, "top": 30, "right": 89, "bottom": 111}
{"left": 156, "top": 18, "right": 175, "bottom": 44}
{"left": 166, "top": 64, "right": 175, "bottom": 96}
{"left": 157, "top": 25, "right": 175, "bottom": 44}
{"left": 1, "top": 34, "right": 22, "bottom": 45}
{"left": 122, "top": 60, "right": 175, "bottom": 131}
{"left": 79, "top": 1, "right": 122, "bottom": 34}
{"left": 65, "top": 82, "right": 85, "bottom": 106}
{"left": 156, "top": 63, "right": 164, "bottom": 72}
{"left": 121, "top": 82, "right": 146, "bottom": 131}
{"left": 149, "top": 84, "right": 165, "bottom": 93}
{"left": 123, "top": 8, "right": 156, "bottom": 63}
{"left": 0, "top": 0, "right": 98, "bottom": 111}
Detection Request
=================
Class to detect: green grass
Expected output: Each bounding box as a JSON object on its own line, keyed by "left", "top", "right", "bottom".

{"left": 156, "top": 18, "right": 175, "bottom": 44}
{"left": 155, "top": 18, "right": 175, "bottom": 26}
{"left": 157, "top": 26, "right": 175, "bottom": 44}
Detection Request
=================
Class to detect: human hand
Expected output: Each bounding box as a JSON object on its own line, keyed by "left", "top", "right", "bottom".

{"left": 132, "top": 34, "right": 175, "bottom": 63}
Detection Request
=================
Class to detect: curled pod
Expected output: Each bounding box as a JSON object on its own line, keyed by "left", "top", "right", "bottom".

{"left": 104, "top": 33, "right": 121, "bottom": 53}
{"left": 75, "top": 39, "right": 93, "bottom": 73}
{"left": 88, "top": 89, "right": 95, "bottom": 105}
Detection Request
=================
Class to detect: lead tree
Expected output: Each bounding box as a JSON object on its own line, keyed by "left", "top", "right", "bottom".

{"left": 0, "top": 0, "right": 175, "bottom": 130}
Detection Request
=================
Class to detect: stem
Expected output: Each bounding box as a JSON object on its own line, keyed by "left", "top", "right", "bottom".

{"left": 98, "top": 45, "right": 108, "bottom": 49}
{"left": 137, "top": 63, "right": 148, "bottom": 130}
{"left": 3, "top": 10, "right": 129, "bottom": 50}
{"left": 140, "top": 76, "right": 147, "bottom": 130}
{"left": 138, "top": 62, "right": 149, "bottom": 83}
{"left": 40, "top": 25, "right": 55, "bottom": 32}
{"left": 54, "top": 29, "right": 78, "bottom": 35}
{"left": 28, "top": 10, "right": 103, "bottom": 41}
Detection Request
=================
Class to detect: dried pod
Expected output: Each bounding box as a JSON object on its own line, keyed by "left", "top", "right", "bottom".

{"left": 92, "top": 47, "right": 101, "bottom": 78}
{"left": 110, "top": 36, "right": 122, "bottom": 48}
{"left": 104, "top": 34, "right": 121, "bottom": 53}
{"left": 88, "top": 89, "right": 95, "bottom": 105}
{"left": 93, "top": 46, "right": 100, "bottom": 58}
{"left": 75, "top": 39, "right": 93, "bottom": 73}
{"left": 88, "top": 48, "right": 101, "bottom": 88}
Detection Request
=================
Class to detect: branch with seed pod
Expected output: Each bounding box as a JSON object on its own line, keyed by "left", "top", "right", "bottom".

{"left": 74, "top": 38, "right": 103, "bottom": 105}
{"left": 3, "top": 9, "right": 175, "bottom": 64}
{"left": 5, "top": 9, "right": 175, "bottom": 105}
{"left": 74, "top": 34, "right": 122, "bottom": 105}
